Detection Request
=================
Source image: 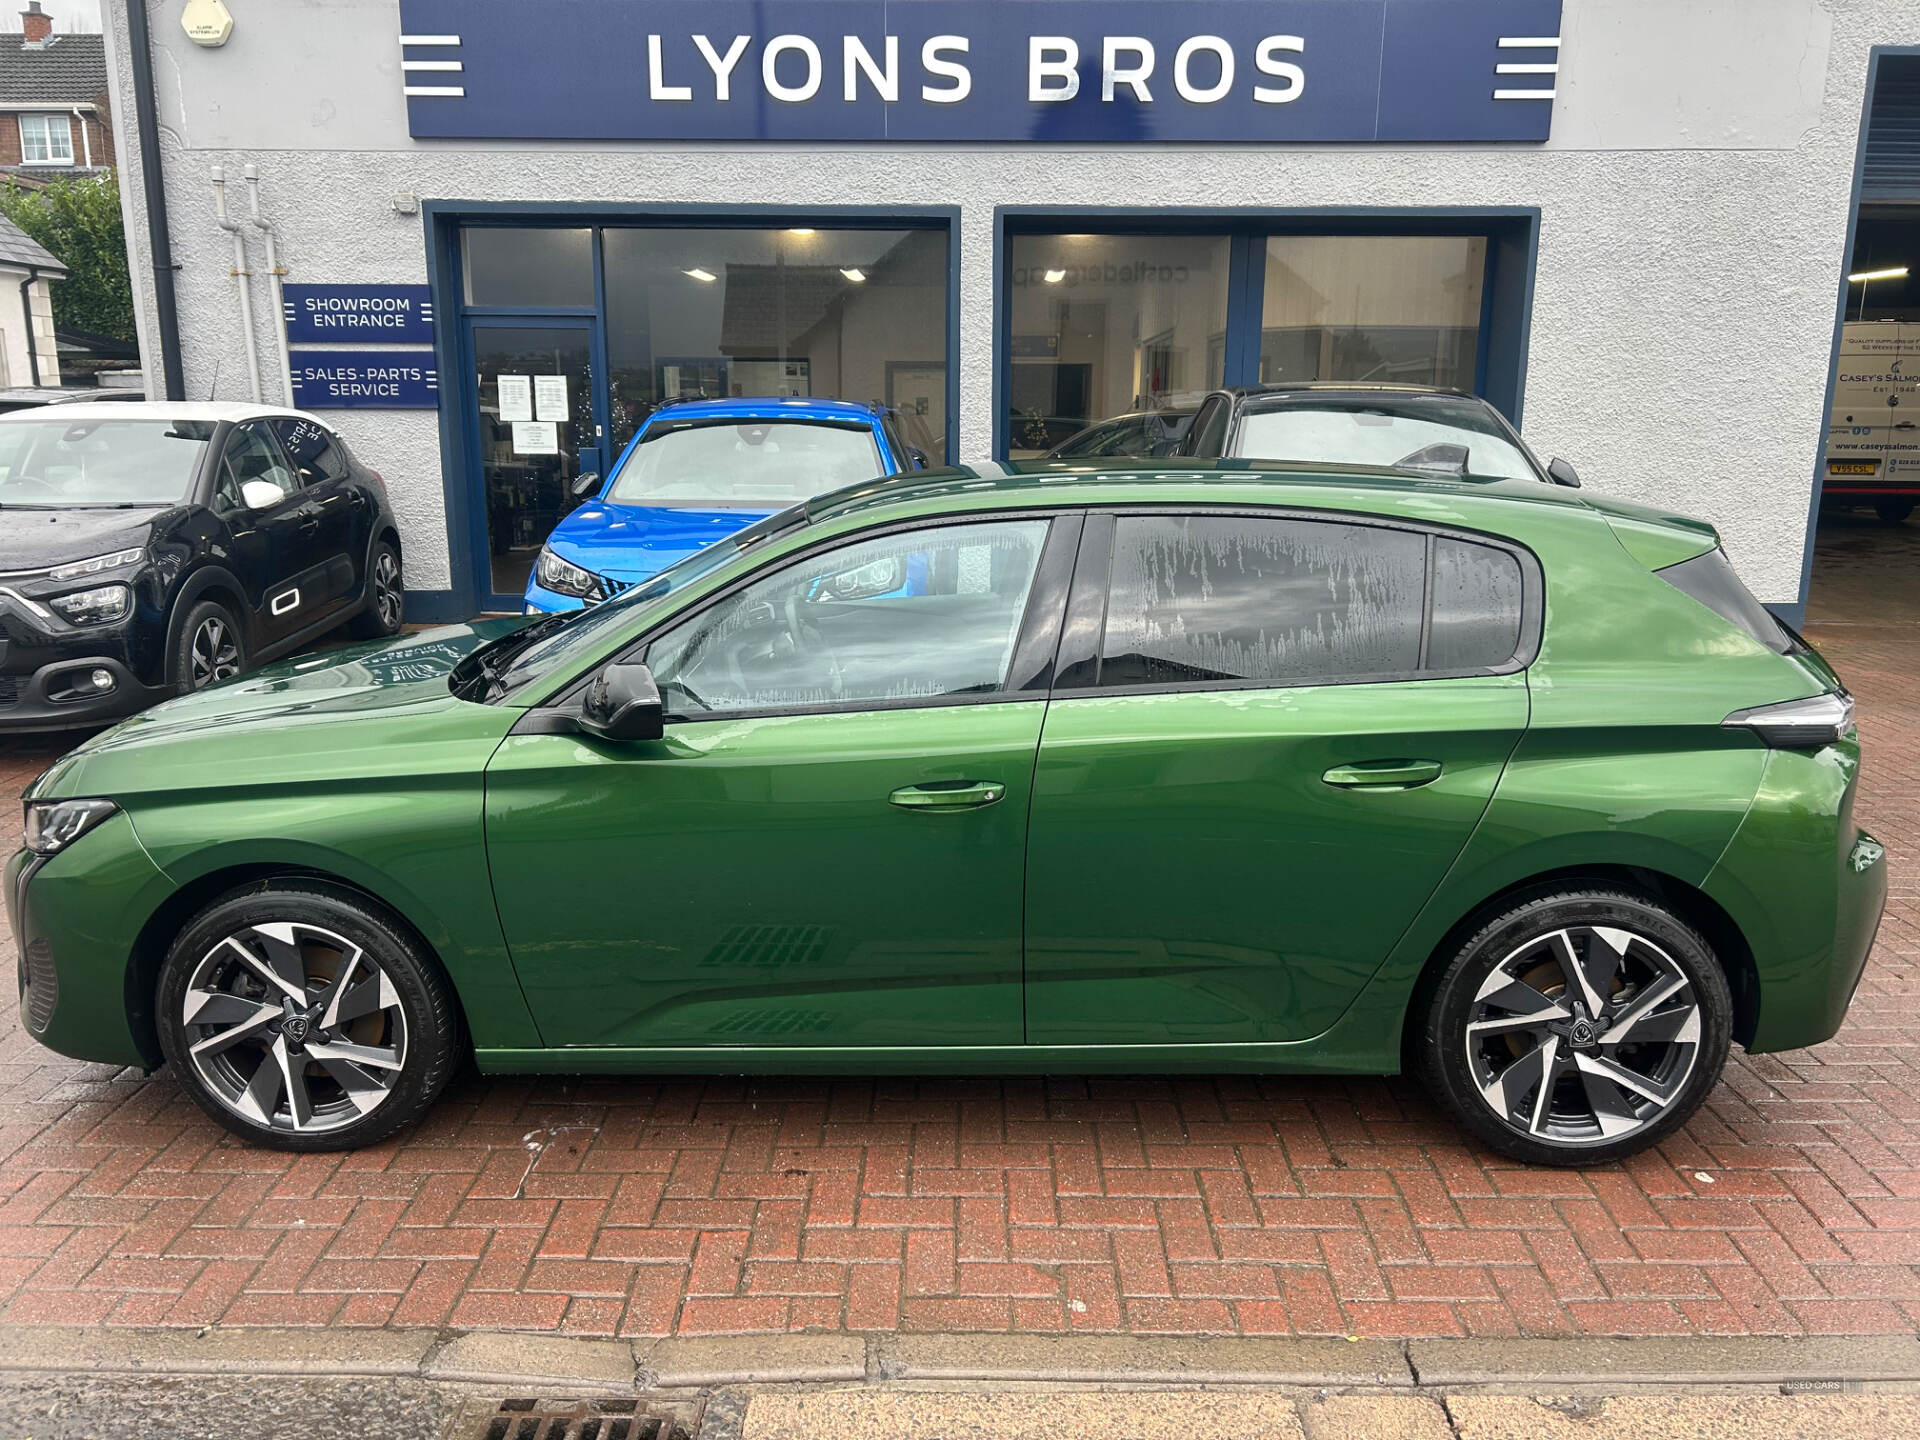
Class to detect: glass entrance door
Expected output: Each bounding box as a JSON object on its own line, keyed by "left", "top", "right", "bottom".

{"left": 467, "top": 320, "right": 605, "bottom": 610}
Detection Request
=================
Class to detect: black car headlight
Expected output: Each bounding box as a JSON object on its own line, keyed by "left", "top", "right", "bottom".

{"left": 47, "top": 584, "right": 131, "bottom": 625}
{"left": 535, "top": 546, "right": 598, "bottom": 600}
{"left": 23, "top": 798, "right": 118, "bottom": 856}
{"left": 49, "top": 547, "right": 145, "bottom": 582}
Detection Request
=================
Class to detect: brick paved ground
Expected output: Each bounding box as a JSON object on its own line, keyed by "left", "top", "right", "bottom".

{"left": 0, "top": 527, "right": 1916, "bottom": 1340}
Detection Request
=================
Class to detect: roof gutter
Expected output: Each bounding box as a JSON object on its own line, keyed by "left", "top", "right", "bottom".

{"left": 124, "top": 0, "right": 184, "bottom": 400}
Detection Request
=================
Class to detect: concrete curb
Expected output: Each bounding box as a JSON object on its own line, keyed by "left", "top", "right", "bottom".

{"left": 0, "top": 1328, "right": 1918, "bottom": 1393}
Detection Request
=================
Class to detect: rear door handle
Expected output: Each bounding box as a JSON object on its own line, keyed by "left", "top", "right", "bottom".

{"left": 1322, "top": 759, "right": 1443, "bottom": 790}
{"left": 889, "top": 780, "right": 1006, "bottom": 812}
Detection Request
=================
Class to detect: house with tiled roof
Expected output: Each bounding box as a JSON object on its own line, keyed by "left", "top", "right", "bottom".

{"left": 0, "top": 2, "right": 113, "bottom": 182}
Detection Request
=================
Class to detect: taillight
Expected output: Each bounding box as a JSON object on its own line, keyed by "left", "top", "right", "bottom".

{"left": 1722, "top": 691, "right": 1855, "bottom": 749}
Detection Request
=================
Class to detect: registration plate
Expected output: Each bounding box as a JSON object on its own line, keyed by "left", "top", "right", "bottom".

{"left": 1828, "top": 460, "right": 1881, "bottom": 476}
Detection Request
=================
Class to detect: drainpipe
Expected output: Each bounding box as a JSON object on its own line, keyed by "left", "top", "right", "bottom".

{"left": 125, "top": 0, "right": 184, "bottom": 400}
{"left": 242, "top": 165, "right": 292, "bottom": 406}
{"left": 69, "top": 106, "right": 91, "bottom": 168}
{"left": 210, "top": 165, "right": 261, "bottom": 403}
{"left": 16, "top": 264, "right": 40, "bottom": 386}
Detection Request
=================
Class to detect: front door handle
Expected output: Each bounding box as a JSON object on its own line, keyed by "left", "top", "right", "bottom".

{"left": 889, "top": 780, "right": 1006, "bottom": 812}
{"left": 1322, "top": 759, "right": 1443, "bottom": 790}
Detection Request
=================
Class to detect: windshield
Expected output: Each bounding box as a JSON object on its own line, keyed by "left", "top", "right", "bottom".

{"left": 1235, "top": 400, "right": 1540, "bottom": 481}
{"left": 492, "top": 519, "right": 785, "bottom": 695}
{"left": 605, "top": 420, "right": 883, "bottom": 508}
{"left": 0, "top": 418, "right": 214, "bottom": 506}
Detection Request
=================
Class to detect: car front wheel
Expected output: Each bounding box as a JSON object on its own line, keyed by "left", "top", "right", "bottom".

{"left": 170, "top": 598, "right": 247, "bottom": 694}
{"left": 156, "top": 882, "right": 460, "bottom": 1152}
{"left": 1416, "top": 888, "right": 1732, "bottom": 1167}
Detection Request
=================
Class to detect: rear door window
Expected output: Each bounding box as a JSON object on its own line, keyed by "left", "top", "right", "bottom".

{"left": 1096, "top": 514, "right": 1528, "bottom": 688}
{"left": 271, "top": 417, "right": 351, "bottom": 486}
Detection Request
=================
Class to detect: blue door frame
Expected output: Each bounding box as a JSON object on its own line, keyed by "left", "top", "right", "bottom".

{"left": 991, "top": 207, "right": 1541, "bottom": 461}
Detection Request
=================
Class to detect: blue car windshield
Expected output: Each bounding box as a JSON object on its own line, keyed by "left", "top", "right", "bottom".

{"left": 606, "top": 419, "right": 883, "bottom": 508}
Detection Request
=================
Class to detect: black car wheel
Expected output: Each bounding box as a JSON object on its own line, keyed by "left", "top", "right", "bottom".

{"left": 156, "top": 881, "right": 460, "bottom": 1152}
{"left": 1875, "top": 500, "right": 1914, "bottom": 526}
{"left": 170, "top": 599, "right": 247, "bottom": 694}
{"left": 348, "top": 542, "right": 404, "bottom": 640}
{"left": 1416, "top": 888, "right": 1732, "bottom": 1167}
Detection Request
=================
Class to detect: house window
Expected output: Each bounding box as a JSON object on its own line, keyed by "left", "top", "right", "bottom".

{"left": 19, "top": 114, "right": 73, "bottom": 165}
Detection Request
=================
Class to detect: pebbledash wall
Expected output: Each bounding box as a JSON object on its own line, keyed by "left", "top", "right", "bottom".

{"left": 100, "top": 0, "right": 1914, "bottom": 622}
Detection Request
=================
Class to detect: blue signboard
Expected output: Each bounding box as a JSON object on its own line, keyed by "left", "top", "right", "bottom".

{"left": 289, "top": 352, "right": 439, "bottom": 409}
{"left": 283, "top": 284, "right": 435, "bottom": 344}
{"left": 397, "top": 0, "right": 1563, "bottom": 145}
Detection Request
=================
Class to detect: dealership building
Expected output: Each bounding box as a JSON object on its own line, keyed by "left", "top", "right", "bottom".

{"left": 98, "top": 0, "right": 1920, "bottom": 623}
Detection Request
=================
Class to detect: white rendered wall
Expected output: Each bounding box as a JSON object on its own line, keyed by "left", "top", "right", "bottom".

{"left": 104, "top": 0, "right": 1905, "bottom": 603}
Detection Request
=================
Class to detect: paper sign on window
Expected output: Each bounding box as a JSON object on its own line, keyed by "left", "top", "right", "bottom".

{"left": 533, "top": 375, "right": 570, "bottom": 422}
{"left": 498, "top": 374, "right": 532, "bottom": 422}
{"left": 511, "top": 420, "right": 559, "bottom": 455}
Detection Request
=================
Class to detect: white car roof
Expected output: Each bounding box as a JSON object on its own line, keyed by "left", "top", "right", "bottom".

{"left": 0, "top": 400, "right": 324, "bottom": 424}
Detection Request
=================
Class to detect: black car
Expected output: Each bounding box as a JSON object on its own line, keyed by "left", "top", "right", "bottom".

{"left": 1045, "top": 408, "right": 1196, "bottom": 460}
{"left": 0, "top": 402, "right": 404, "bottom": 730}
{"left": 1177, "top": 383, "right": 1584, "bottom": 487}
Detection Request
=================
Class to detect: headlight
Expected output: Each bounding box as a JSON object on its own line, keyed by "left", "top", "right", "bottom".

{"left": 49, "top": 547, "right": 144, "bottom": 582}
{"left": 47, "top": 584, "right": 131, "bottom": 625}
{"left": 23, "top": 798, "right": 118, "bottom": 856}
{"left": 535, "top": 546, "right": 598, "bottom": 599}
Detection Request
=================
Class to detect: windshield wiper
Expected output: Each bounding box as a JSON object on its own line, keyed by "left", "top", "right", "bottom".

{"left": 451, "top": 613, "right": 572, "bottom": 702}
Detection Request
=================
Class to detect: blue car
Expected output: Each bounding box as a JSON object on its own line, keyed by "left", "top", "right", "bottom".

{"left": 526, "top": 397, "right": 920, "bottom": 612}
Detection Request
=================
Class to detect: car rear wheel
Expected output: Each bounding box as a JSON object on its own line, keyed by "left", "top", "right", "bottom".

{"left": 348, "top": 541, "right": 404, "bottom": 640}
{"left": 156, "top": 882, "right": 460, "bottom": 1152}
{"left": 170, "top": 599, "right": 247, "bottom": 694}
{"left": 1875, "top": 500, "right": 1914, "bottom": 526}
{"left": 1416, "top": 889, "right": 1731, "bottom": 1167}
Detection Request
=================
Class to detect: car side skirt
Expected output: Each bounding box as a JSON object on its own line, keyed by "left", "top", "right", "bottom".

{"left": 474, "top": 1043, "right": 1386, "bottom": 1077}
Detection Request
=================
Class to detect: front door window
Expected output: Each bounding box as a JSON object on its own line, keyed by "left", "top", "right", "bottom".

{"left": 471, "top": 326, "right": 597, "bottom": 601}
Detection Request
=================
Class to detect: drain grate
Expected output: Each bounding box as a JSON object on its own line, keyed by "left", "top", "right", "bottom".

{"left": 445, "top": 1396, "right": 703, "bottom": 1440}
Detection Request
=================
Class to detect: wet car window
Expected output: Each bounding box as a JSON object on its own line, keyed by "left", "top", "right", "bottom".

{"left": 1427, "top": 537, "right": 1525, "bottom": 669}
{"left": 0, "top": 418, "right": 214, "bottom": 506}
{"left": 1101, "top": 514, "right": 1427, "bottom": 685}
{"left": 645, "top": 518, "right": 1049, "bottom": 715}
{"left": 1236, "top": 400, "right": 1538, "bottom": 481}
{"left": 606, "top": 421, "right": 883, "bottom": 507}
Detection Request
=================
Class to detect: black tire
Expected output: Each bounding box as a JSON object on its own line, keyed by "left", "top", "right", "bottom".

{"left": 348, "top": 540, "right": 404, "bottom": 640}
{"left": 156, "top": 881, "right": 461, "bottom": 1152}
{"left": 169, "top": 598, "right": 247, "bottom": 694}
{"left": 1875, "top": 500, "right": 1914, "bottom": 526}
{"left": 1415, "top": 888, "right": 1732, "bottom": 1167}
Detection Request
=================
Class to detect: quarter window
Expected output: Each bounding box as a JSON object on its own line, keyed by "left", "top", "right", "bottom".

{"left": 646, "top": 518, "right": 1051, "bottom": 716}
{"left": 19, "top": 114, "right": 72, "bottom": 166}
{"left": 1098, "top": 515, "right": 1525, "bottom": 688}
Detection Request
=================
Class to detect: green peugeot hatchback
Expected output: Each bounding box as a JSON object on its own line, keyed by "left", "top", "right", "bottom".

{"left": 7, "top": 461, "right": 1885, "bottom": 1166}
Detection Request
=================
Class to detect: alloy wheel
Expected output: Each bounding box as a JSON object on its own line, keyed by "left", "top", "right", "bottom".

{"left": 373, "top": 550, "right": 403, "bottom": 629}
{"left": 1463, "top": 925, "right": 1703, "bottom": 1146}
{"left": 190, "top": 616, "right": 241, "bottom": 688}
{"left": 179, "top": 921, "right": 409, "bottom": 1136}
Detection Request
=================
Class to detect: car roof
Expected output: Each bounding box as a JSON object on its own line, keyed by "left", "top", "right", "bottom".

{"left": 646, "top": 396, "right": 883, "bottom": 424}
{"left": 0, "top": 399, "right": 323, "bottom": 424}
{"left": 801, "top": 456, "right": 1593, "bottom": 528}
{"left": 1221, "top": 383, "right": 1477, "bottom": 400}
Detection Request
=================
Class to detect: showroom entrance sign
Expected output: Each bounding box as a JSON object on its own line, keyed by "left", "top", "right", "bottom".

{"left": 290, "top": 352, "right": 439, "bottom": 409}
{"left": 283, "top": 284, "right": 435, "bottom": 345}
{"left": 396, "top": 0, "right": 1563, "bottom": 144}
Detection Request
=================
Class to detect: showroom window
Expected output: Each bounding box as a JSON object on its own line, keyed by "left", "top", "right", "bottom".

{"left": 602, "top": 227, "right": 949, "bottom": 461}
{"left": 998, "top": 217, "right": 1533, "bottom": 460}
{"left": 1006, "top": 234, "right": 1231, "bottom": 457}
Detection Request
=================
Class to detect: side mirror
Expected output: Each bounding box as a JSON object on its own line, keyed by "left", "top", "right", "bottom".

{"left": 906, "top": 446, "right": 931, "bottom": 470}
{"left": 578, "top": 662, "right": 664, "bottom": 742}
{"left": 570, "top": 471, "right": 602, "bottom": 499}
{"left": 1546, "top": 457, "right": 1582, "bottom": 488}
{"left": 240, "top": 478, "right": 287, "bottom": 510}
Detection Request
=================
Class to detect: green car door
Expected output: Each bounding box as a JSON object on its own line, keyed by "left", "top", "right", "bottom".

{"left": 1024, "top": 511, "right": 1534, "bottom": 1046}
{"left": 485, "top": 514, "right": 1072, "bottom": 1050}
